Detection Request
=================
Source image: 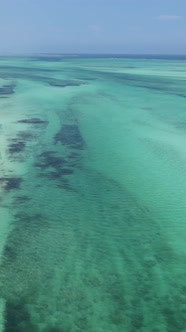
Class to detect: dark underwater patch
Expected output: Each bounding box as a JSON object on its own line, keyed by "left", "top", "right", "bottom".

{"left": 49, "top": 80, "right": 83, "bottom": 88}
{"left": 0, "top": 71, "right": 56, "bottom": 83}
{"left": 34, "top": 150, "right": 74, "bottom": 184}
{"left": 0, "top": 84, "right": 15, "bottom": 95}
{"left": 46, "top": 169, "right": 73, "bottom": 179}
{"left": 0, "top": 177, "right": 22, "bottom": 191}
{"left": 17, "top": 118, "right": 48, "bottom": 125}
{"left": 68, "top": 152, "right": 80, "bottom": 159}
{"left": 3, "top": 244, "right": 17, "bottom": 262}
{"left": 8, "top": 140, "right": 26, "bottom": 154}
{"left": 174, "top": 121, "right": 186, "bottom": 130}
{"left": 34, "top": 151, "right": 67, "bottom": 170}
{"left": 56, "top": 178, "right": 73, "bottom": 191}
{"left": 4, "top": 301, "right": 35, "bottom": 332}
{"left": 14, "top": 212, "right": 43, "bottom": 224}
{"left": 54, "top": 125, "right": 84, "bottom": 150}
{"left": 14, "top": 195, "right": 30, "bottom": 204}
{"left": 177, "top": 93, "right": 186, "bottom": 98}
{"left": 0, "top": 65, "right": 57, "bottom": 73}
{"left": 7, "top": 132, "right": 35, "bottom": 160}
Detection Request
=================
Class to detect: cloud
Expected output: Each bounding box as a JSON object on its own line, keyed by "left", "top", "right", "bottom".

{"left": 157, "top": 15, "right": 183, "bottom": 20}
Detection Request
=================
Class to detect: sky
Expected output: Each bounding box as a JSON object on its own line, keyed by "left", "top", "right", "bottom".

{"left": 0, "top": 0, "right": 185, "bottom": 54}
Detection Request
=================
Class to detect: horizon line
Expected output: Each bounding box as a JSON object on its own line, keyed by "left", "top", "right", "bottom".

{"left": 0, "top": 52, "right": 185, "bottom": 56}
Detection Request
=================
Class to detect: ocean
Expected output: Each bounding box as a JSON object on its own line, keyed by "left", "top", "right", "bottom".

{"left": 0, "top": 55, "right": 186, "bottom": 331}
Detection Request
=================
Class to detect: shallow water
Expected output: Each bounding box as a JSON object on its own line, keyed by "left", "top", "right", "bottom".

{"left": 0, "top": 55, "right": 186, "bottom": 331}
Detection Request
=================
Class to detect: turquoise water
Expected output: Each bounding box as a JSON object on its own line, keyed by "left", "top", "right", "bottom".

{"left": 0, "top": 55, "right": 186, "bottom": 331}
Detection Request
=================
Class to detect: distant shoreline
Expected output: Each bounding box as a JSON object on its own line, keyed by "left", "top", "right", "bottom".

{"left": 0, "top": 53, "right": 186, "bottom": 60}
